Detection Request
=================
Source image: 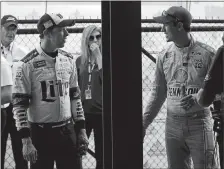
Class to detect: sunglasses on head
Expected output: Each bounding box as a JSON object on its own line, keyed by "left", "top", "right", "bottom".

{"left": 89, "top": 34, "right": 101, "bottom": 41}
{"left": 162, "top": 10, "right": 182, "bottom": 23}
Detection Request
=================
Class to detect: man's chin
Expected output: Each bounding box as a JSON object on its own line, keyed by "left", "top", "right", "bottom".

{"left": 58, "top": 43, "right": 65, "bottom": 48}
{"left": 166, "top": 39, "right": 171, "bottom": 42}
{"left": 7, "top": 38, "right": 14, "bottom": 43}
{"left": 165, "top": 36, "right": 170, "bottom": 42}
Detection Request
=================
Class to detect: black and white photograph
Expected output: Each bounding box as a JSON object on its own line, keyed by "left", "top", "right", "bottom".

{"left": 0, "top": 1, "right": 223, "bottom": 169}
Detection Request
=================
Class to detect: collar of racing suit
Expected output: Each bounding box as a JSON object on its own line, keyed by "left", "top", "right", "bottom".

{"left": 36, "top": 44, "right": 57, "bottom": 62}
{"left": 45, "top": 51, "right": 58, "bottom": 58}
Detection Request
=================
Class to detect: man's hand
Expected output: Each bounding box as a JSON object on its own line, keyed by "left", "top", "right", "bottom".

{"left": 180, "top": 94, "right": 196, "bottom": 110}
{"left": 77, "top": 129, "right": 89, "bottom": 156}
{"left": 90, "top": 43, "right": 102, "bottom": 69}
{"left": 22, "top": 137, "right": 38, "bottom": 163}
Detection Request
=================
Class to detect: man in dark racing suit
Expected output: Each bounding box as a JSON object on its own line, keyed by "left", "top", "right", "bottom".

{"left": 197, "top": 43, "right": 224, "bottom": 169}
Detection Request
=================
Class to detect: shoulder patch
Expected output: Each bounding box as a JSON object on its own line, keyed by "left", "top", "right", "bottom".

{"left": 196, "top": 41, "right": 216, "bottom": 55}
{"left": 21, "top": 49, "right": 39, "bottom": 63}
{"left": 58, "top": 49, "right": 73, "bottom": 59}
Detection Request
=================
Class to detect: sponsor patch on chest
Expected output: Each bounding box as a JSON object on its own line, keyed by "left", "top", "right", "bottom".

{"left": 33, "top": 60, "right": 46, "bottom": 68}
{"left": 191, "top": 51, "right": 202, "bottom": 56}
{"left": 192, "top": 59, "right": 203, "bottom": 68}
{"left": 168, "top": 87, "right": 199, "bottom": 97}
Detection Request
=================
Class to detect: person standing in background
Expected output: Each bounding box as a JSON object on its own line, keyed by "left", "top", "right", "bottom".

{"left": 1, "top": 56, "right": 13, "bottom": 134}
{"left": 76, "top": 25, "right": 103, "bottom": 169}
{"left": 1, "top": 14, "right": 28, "bottom": 169}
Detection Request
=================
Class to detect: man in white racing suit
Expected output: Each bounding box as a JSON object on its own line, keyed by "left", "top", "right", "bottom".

{"left": 12, "top": 13, "right": 88, "bottom": 169}
{"left": 143, "top": 6, "right": 218, "bottom": 169}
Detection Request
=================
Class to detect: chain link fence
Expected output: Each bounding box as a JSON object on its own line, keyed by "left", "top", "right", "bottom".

{"left": 3, "top": 18, "right": 224, "bottom": 169}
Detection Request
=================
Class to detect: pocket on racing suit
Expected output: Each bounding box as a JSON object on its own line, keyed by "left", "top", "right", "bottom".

{"left": 61, "top": 123, "right": 77, "bottom": 148}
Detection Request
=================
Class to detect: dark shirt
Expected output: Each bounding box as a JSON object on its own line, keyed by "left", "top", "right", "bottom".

{"left": 203, "top": 45, "right": 223, "bottom": 95}
{"left": 76, "top": 56, "right": 102, "bottom": 115}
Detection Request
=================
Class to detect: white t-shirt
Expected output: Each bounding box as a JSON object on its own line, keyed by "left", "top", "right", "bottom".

{"left": 1, "top": 42, "right": 29, "bottom": 107}
{"left": 1, "top": 56, "right": 13, "bottom": 108}
{"left": 1, "top": 56, "right": 13, "bottom": 87}
{"left": 1, "top": 42, "right": 28, "bottom": 66}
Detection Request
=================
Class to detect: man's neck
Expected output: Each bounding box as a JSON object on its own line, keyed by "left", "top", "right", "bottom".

{"left": 174, "top": 33, "right": 191, "bottom": 48}
{"left": 1, "top": 41, "right": 11, "bottom": 48}
{"left": 40, "top": 41, "right": 58, "bottom": 58}
{"left": 40, "top": 41, "right": 57, "bottom": 53}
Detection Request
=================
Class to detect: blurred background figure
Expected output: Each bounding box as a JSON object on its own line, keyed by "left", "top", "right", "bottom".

{"left": 197, "top": 34, "right": 224, "bottom": 169}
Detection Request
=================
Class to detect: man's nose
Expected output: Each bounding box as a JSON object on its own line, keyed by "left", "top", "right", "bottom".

{"left": 64, "top": 29, "right": 69, "bottom": 37}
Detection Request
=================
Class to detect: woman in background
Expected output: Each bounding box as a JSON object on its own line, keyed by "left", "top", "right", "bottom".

{"left": 76, "top": 25, "right": 102, "bottom": 169}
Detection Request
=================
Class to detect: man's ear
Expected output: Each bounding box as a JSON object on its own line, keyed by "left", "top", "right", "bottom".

{"left": 43, "top": 29, "right": 51, "bottom": 39}
{"left": 177, "top": 22, "right": 184, "bottom": 31}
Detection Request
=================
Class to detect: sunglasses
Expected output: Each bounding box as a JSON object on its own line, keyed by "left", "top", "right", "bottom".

{"left": 89, "top": 34, "right": 101, "bottom": 41}
{"left": 162, "top": 10, "right": 182, "bottom": 23}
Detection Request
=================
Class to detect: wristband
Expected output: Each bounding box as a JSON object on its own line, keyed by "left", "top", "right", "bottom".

{"left": 19, "top": 128, "right": 31, "bottom": 138}
{"left": 75, "top": 120, "right": 85, "bottom": 134}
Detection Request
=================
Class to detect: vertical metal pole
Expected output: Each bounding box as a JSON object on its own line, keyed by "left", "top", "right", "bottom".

{"left": 218, "top": 113, "right": 224, "bottom": 169}
{"left": 45, "top": 0, "right": 47, "bottom": 13}
{"left": 102, "top": 1, "right": 142, "bottom": 169}
{"left": 221, "top": 46, "right": 224, "bottom": 169}
{"left": 0, "top": 1, "right": 2, "bottom": 104}
{"left": 102, "top": 2, "right": 113, "bottom": 169}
